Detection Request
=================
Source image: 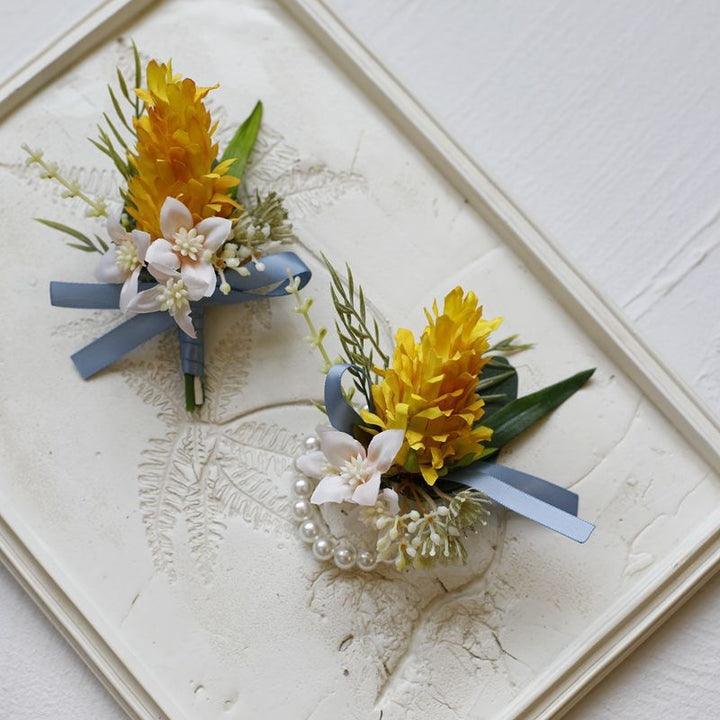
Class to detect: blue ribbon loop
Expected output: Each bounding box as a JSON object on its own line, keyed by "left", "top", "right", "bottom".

{"left": 51, "top": 251, "right": 311, "bottom": 380}
{"left": 324, "top": 363, "right": 595, "bottom": 543}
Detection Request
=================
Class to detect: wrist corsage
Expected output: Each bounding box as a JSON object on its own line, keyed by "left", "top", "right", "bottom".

{"left": 25, "top": 45, "right": 310, "bottom": 411}
{"left": 290, "top": 258, "right": 595, "bottom": 571}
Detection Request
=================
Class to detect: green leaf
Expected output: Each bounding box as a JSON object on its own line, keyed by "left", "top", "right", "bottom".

{"left": 36, "top": 218, "right": 105, "bottom": 254}
{"left": 480, "top": 355, "right": 519, "bottom": 418}
{"left": 108, "top": 85, "right": 132, "bottom": 133}
{"left": 103, "top": 112, "right": 129, "bottom": 150}
{"left": 131, "top": 41, "right": 143, "bottom": 117}
{"left": 132, "top": 41, "right": 142, "bottom": 90}
{"left": 477, "top": 369, "right": 516, "bottom": 392}
{"left": 220, "top": 100, "right": 263, "bottom": 192}
{"left": 488, "top": 333, "right": 534, "bottom": 355}
{"left": 116, "top": 67, "right": 131, "bottom": 102}
{"left": 36, "top": 218, "right": 91, "bottom": 243}
{"left": 484, "top": 368, "right": 595, "bottom": 454}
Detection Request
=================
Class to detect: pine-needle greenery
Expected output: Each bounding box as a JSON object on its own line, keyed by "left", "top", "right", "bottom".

{"left": 322, "top": 254, "right": 389, "bottom": 409}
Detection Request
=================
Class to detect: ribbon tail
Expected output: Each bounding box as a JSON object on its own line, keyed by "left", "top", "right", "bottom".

{"left": 475, "top": 462, "right": 579, "bottom": 515}
{"left": 449, "top": 465, "right": 594, "bottom": 543}
{"left": 71, "top": 313, "right": 175, "bottom": 379}
{"left": 324, "top": 364, "right": 364, "bottom": 434}
{"left": 51, "top": 281, "right": 122, "bottom": 309}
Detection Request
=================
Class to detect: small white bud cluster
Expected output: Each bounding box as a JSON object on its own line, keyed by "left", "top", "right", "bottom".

{"left": 359, "top": 488, "right": 491, "bottom": 570}
{"left": 214, "top": 192, "right": 295, "bottom": 292}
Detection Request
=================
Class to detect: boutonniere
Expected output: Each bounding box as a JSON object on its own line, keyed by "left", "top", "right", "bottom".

{"left": 24, "top": 45, "right": 310, "bottom": 411}
{"left": 288, "top": 258, "right": 595, "bottom": 571}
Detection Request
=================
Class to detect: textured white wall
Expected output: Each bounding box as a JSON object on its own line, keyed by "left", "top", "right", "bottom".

{"left": 1, "top": 1, "right": 719, "bottom": 718}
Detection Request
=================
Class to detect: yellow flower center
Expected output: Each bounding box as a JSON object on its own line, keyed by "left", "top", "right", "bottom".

{"left": 172, "top": 227, "right": 204, "bottom": 261}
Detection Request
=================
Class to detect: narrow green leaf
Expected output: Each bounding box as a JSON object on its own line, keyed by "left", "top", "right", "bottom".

{"left": 132, "top": 41, "right": 142, "bottom": 90}
{"left": 66, "top": 242, "right": 98, "bottom": 253}
{"left": 481, "top": 355, "right": 519, "bottom": 418}
{"left": 95, "top": 234, "right": 109, "bottom": 252}
{"left": 489, "top": 334, "right": 534, "bottom": 354}
{"left": 36, "top": 218, "right": 93, "bottom": 244}
{"left": 103, "top": 113, "right": 129, "bottom": 150}
{"left": 89, "top": 135, "right": 130, "bottom": 178}
{"left": 221, "top": 100, "right": 263, "bottom": 190}
{"left": 484, "top": 368, "right": 595, "bottom": 452}
{"left": 116, "top": 67, "right": 131, "bottom": 102}
{"left": 477, "top": 369, "right": 516, "bottom": 392}
{"left": 108, "top": 85, "right": 132, "bottom": 133}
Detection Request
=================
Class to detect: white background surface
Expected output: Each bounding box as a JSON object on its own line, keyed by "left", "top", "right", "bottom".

{"left": 1, "top": 1, "right": 719, "bottom": 718}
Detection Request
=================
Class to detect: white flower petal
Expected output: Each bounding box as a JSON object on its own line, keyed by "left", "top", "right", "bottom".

{"left": 159, "top": 196, "right": 193, "bottom": 238}
{"left": 366, "top": 429, "right": 405, "bottom": 474}
{"left": 181, "top": 261, "right": 216, "bottom": 299}
{"left": 311, "top": 475, "right": 353, "bottom": 505}
{"left": 320, "top": 430, "right": 366, "bottom": 468}
{"left": 146, "top": 238, "right": 180, "bottom": 278}
{"left": 173, "top": 304, "right": 197, "bottom": 338}
{"left": 119, "top": 266, "right": 141, "bottom": 314}
{"left": 132, "top": 230, "right": 151, "bottom": 263}
{"left": 94, "top": 247, "right": 125, "bottom": 283}
{"left": 106, "top": 211, "right": 127, "bottom": 243}
{"left": 195, "top": 216, "right": 231, "bottom": 252}
{"left": 381, "top": 488, "right": 400, "bottom": 516}
{"left": 125, "top": 285, "right": 163, "bottom": 314}
{"left": 315, "top": 424, "right": 336, "bottom": 441}
{"left": 352, "top": 471, "right": 382, "bottom": 506}
{"left": 296, "top": 450, "right": 327, "bottom": 480}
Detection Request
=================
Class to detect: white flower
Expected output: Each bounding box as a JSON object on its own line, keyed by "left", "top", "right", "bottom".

{"left": 145, "top": 196, "right": 231, "bottom": 299}
{"left": 125, "top": 197, "right": 231, "bottom": 337}
{"left": 297, "top": 425, "right": 404, "bottom": 507}
{"left": 94, "top": 212, "right": 151, "bottom": 313}
{"left": 126, "top": 273, "right": 196, "bottom": 337}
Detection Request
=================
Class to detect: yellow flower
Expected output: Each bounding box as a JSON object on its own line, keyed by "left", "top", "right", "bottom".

{"left": 361, "top": 287, "right": 502, "bottom": 486}
{"left": 126, "top": 60, "right": 239, "bottom": 239}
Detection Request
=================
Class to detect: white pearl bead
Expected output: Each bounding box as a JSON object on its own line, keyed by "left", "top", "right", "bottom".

{"left": 357, "top": 550, "right": 377, "bottom": 571}
{"left": 333, "top": 543, "right": 357, "bottom": 570}
{"left": 299, "top": 520, "right": 319, "bottom": 543}
{"left": 293, "top": 477, "right": 312, "bottom": 498}
{"left": 292, "top": 499, "right": 312, "bottom": 521}
{"left": 304, "top": 436, "right": 320, "bottom": 452}
{"left": 312, "top": 537, "right": 334, "bottom": 561}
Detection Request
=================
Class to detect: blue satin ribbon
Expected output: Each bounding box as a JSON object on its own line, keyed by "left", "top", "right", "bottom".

{"left": 50, "top": 251, "right": 311, "bottom": 380}
{"left": 324, "top": 363, "right": 595, "bottom": 543}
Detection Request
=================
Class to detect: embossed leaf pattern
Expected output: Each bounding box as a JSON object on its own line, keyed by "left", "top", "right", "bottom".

{"left": 137, "top": 431, "right": 189, "bottom": 582}
{"left": 243, "top": 126, "right": 366, "bottom": 218}
{"left": 180, "top": 426, "right": 226, "bottom": 583}
{"left": 214, "top": 422, "right": 302, "bottom": 534}
{"left": 202, "top": 319, "right": 254, "bottom": 424}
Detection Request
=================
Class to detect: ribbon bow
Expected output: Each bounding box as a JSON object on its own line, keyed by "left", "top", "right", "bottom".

{"left": 50, "top": 251, "right": 311, "bottom": 381}
{"left": 324, "top": 363, "right": 594, "bottom": 543}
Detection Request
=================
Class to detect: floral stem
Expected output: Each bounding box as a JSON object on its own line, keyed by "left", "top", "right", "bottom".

{"left": 184, "top": 374, "right": 196, "bottom": 412}
{"left": 286, "top": 271, "right": 333, "bottom": 374}
{"left": 21, "top": 145, "right": 108, "bottom": 217}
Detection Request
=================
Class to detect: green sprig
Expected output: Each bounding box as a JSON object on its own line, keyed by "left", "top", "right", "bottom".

{"left": 322, "top": 254, "right": 388, "bottom": 409}
{"left": 35, "top": 218, "right": 108, "bottom": 254}
{"left": 22, "top": 145, "right": 108, "bottom": 218}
